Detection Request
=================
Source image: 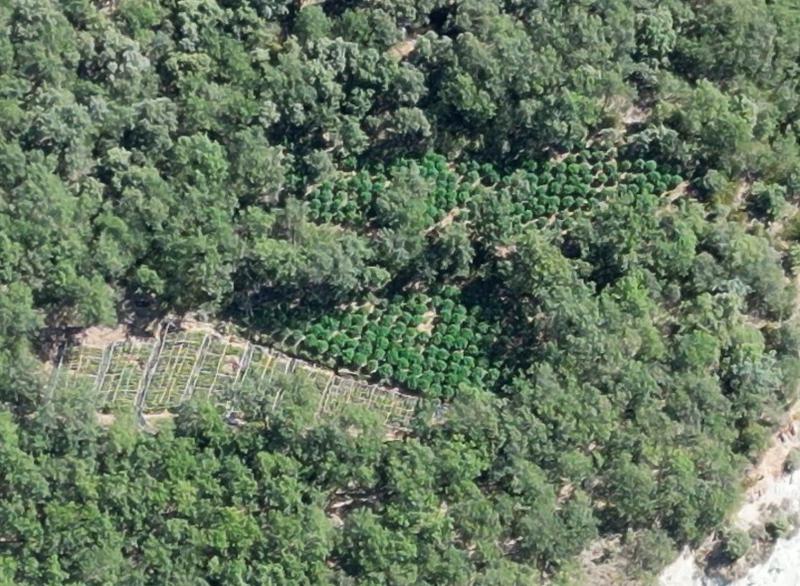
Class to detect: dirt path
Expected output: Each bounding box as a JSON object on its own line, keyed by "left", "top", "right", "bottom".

{"left": 425, "top": 207, "right": 461, "bottom": 235}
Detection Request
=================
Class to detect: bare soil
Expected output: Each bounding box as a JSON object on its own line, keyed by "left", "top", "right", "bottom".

{"left": 79, "top": 325, "right": 129, "bottom": 347}
{"left": 416, "top": 310, "right": 437, "bottom": 334}
{"left": 425, "top": 207, "right": 461, "bottom": 235}
{"left": 622, "top": 105, "right": 650, "bottom": 126}
{"left": 387, "top": 37, "right": 418, "bottom": 60}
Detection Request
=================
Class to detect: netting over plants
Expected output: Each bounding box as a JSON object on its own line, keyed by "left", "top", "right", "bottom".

{"left": 48, "top": 322, "right": 420, "bottom": 429}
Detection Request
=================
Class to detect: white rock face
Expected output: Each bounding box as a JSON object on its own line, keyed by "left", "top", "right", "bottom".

{"left": 659, "top": 470, "right": 800, "bottom": 586}
{"left": 731, "top": 531, "right": 800, "bottom": 586}
{"left": 658, "top": 548, "right": 708, "bottom": 586}
{"left": 659, "top": 536, "right": 800, "bottom": 586}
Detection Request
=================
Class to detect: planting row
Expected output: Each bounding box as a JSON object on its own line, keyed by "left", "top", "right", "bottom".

{"left": 304, "top": 150, "right": 682, "bottom": 240}
{"left": 269, "top": 291, "right": 501, "bottom": 399}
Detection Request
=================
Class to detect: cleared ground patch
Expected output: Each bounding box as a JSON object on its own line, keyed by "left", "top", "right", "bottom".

{"left": 48, "top": 321, "right": 420, "bottom": 430}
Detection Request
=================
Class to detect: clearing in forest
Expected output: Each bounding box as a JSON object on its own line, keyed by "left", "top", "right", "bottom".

{"left": 47, "top": 320, "right": 420, "bottom": 430}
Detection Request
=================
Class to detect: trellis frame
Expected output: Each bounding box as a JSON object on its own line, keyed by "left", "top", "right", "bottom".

{"left": 49, "top": 321, "right": 421, "bottom": 431}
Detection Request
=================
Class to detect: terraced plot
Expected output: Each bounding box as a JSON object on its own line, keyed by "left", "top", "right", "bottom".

{"left": 48, "top": 323, "right": 420, "bottom": 429}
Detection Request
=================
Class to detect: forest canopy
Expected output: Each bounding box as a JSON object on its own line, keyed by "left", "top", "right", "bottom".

{"left": 3, "top": 0, "right": 800, "bottom": 583}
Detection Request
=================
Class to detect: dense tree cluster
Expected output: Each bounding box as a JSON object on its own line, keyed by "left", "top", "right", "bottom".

{"left": 3, "top": 0, "right": 800, "bottom": 583}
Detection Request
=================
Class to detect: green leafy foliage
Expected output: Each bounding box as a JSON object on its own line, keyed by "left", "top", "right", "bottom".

{"left": 2, "top": 0, "right": 800, "bottom": 582}
{"left": 721, "top": 527, "right": 752, "bottom": 562}
{"left": 262, "top": 290, "right": 500, "bottom": 399}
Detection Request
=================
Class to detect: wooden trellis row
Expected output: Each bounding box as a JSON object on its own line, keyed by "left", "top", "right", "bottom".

{"left": 48, "top": 322, "right": 420, "bottom": 429}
